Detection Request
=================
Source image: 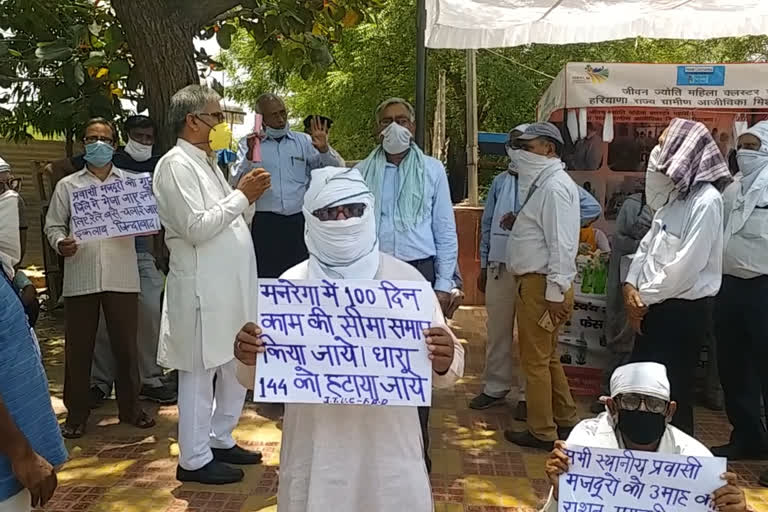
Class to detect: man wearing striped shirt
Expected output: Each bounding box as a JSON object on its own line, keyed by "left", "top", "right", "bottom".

{"left": 0, "top": 270, "right": 67, "bottom": 510}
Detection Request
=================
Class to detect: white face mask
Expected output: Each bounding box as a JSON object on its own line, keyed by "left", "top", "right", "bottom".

{"left": 645, "top": 170, "right": 677, "bottom": 212}
{"left": 736, "top": 149, "right": 766, "bottom": 177}
{"left": 124, "top": 138, "right": 153, "bottom": 162}
{"left": 516, "top": 149, "right": 560, "bottom": 175}
{"left": 506, "top": 148, "right": 520, "bottom": 173}
{"left": 381, "top": 122, "right": 412, "bottom": 155}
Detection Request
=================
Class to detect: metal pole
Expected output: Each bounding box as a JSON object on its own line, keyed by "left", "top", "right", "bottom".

{"left": 465, "top": 49, "right": 479, "bottom": 206}
{"left": 415, "top": 0, "right": 427, "bottom": 148}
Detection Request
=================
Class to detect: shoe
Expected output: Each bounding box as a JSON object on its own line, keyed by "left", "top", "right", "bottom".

{"left": 89, "top": 387, "right": 106, "bottom": 409}
{"left": 558, "top": 426, "right": 574, "bottom": 440}
{"left": 711, "top": 443, "right": 768, "bottom": 460}
{"left": 759, "top": 469, "right": 768, "bottom": 488}
{"left": 176, "top": 460, "right": 244, "bottom": 485}
{"left": 140, "top": 385, "right": 177, "bottom": 404}
{"left": 469, "top": 393, "right": 506, "bottom": 410}
{"left": 514, "top": 401, "right": 527, "bottom": 422}
{"left": 503, "top": 429, "right": 554, "bottom": 451}
{"left": 212, "top": 445, "right": 262, "bottom": 465}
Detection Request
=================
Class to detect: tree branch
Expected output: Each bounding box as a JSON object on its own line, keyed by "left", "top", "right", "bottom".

{"left": 172, "top": 0, "right": 244, "bottom": 28}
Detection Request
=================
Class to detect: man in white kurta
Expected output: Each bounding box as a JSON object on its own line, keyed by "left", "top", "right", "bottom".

{"left": 541, "top": 362, "right": 748, "bottom": 512}
{"left": 234, "top": 167, "right": 465, "bottom": 511}
{"left": 153, "top": 85, "right": 269, "bottom": 485}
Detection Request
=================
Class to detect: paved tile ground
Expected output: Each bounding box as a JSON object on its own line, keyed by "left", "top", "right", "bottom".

{"left": 33, "top": 307, "right": 768, "bottom": 511}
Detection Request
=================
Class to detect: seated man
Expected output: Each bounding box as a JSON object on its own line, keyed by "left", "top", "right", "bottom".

{"left": 233, "top": 166, "right": 464, "bottom": 511}
{"left": 542, "top": 362, "right": 749, "bottom": 512}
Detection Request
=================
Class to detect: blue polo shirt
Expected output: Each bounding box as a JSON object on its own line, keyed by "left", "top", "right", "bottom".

{"left": 0, "top": 275, "right": 67, "bottom": 500}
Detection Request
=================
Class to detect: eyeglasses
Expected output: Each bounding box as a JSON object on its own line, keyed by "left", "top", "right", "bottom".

{"left": 84, "top": 136, "right": 114, "bottom": 144}
{"left": 312, "top": 203, "right": 366, "bottom": 221}
{"left": 196, "top": 112, "right": 226, "bottom": 124}
{"left": 616, "top": 393, "right": 669, "bottom": 415}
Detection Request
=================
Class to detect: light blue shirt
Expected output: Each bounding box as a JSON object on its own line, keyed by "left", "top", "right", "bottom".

{"left": 480, "top": 170, "right": 602, "bottom": 267}
{"left": 356, "top": 155, "right": 458, "bottom": 293}
{"left": 231, "top": 130, "right": 344, "bottom": 215}
{"left": 480, "top": 172, "right": 519, "bottom": 267}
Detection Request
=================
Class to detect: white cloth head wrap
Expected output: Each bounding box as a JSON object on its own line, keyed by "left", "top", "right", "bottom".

{"left": 610, "top": 362, "right": 670, "bottom": 401}
{"left": 303, "top": 167, "right": 379, "bottom": 280}
{"left": 0, "top": 156, "right": 10, "bottom": 174}
{"left": 513, "top": 123, "right": 530, "bottom": 134}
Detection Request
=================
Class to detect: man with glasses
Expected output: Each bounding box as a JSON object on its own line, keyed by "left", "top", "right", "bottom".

{"left": 153, "top": 85, "right": 266, "bottom": 485}
{"left": 44, "top": 118, "right": 155, "bottom": 439}
{"left": 503, "top": 123, "right": 580, "bottom": 451}
{"left": 355, "top": 97, "right": 458, "bottom": 473}
{"left": 542, "top": 362, "right": 749, "bottom": 512}
{"left": 231, "top": 93, "right": 343, "bottom": 279}
{"left": 233, "top": 166, "right": 464, "bottom": 511}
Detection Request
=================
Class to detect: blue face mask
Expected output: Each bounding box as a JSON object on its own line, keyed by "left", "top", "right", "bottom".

{"left": 265, "top": 125, "right": 289, "bottom": 139}
{"left": 84, "top": 141, "right": 115, "bottom": 167}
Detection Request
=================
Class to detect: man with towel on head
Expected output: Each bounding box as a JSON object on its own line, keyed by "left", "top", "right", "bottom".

{"left": 233, "top": 167, "right": 465, "bottom": 512}
{"left": 542, "top": 362, "right": 749, "bottom": 512}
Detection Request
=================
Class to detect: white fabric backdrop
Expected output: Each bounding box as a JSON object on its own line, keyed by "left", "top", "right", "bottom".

{"left": 426, "top": 0, "right": 768, "bottom": 49}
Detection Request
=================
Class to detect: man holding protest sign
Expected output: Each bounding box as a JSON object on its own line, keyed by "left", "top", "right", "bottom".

{"left": 542, "top": 362, "right": 748, "bottom": 512}
{"left": 153, "top": 85, "right": 265, "bottom": 485}
{"left": 233, "top": 166, "right": 464, "bottom": 511}
{"left": 44, "top": 118, "right": 155, "bottom": 439}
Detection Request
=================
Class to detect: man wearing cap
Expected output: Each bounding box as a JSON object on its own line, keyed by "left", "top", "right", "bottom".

{"left": 470, "top": 124, "right": 529, "bottom": 419}
{"left": 542, "top": 362, "right": 749, "bottom": 512}
{"left": 231, "top": 94, "right": 344, "bottom": 278}
{"left": 503, "top": 122, "right": 581, "bottom": 450}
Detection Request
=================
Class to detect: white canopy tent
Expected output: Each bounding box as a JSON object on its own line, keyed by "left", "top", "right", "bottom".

{"left": 425, "top": 0, "right": 768, "bottom": 50}
{"left": 417, "top": 0, "right": 768, "bottom": 204}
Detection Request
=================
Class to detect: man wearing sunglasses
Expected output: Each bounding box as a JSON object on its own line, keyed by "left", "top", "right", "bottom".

{"left": 233, "top": 166, "right": 464, "bottom": 512}
{"left": 543, "top": 362, "right": 749, "bottom": 512}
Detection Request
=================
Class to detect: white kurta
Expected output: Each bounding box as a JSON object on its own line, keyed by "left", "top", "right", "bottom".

{"left": 541, "top": 412, "right": 713, "bottom": 512}
{"left": 153, "top": 139, "right": 259, "bottom": 371}
{"left": 237, "top": 252, "right": 465, "bottom": 512}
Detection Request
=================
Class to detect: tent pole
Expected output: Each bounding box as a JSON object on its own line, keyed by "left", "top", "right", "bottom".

{"left": 415, "top": 0, "right": 427, "bottom": 148}
{"left": 466, "top": 49, "right": 479, "bottom": 206}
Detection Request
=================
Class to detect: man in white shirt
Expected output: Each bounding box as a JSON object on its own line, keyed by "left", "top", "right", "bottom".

{"left": 504, "top": 123, "right": 580, "bottom": 451}
{"left": 542, "top": 362, "right": 748, "bottom": 512}
{"left": 44, "top": 118, "right": 154, "bottom": 439}
{"left": 623, "top": 118, "right": 731, "bottom": 437}
{"left": 714, "top": 121, "right": 768, "bottom": 462}
{"left": 153, "top": 85, "right": 268, "bottom": 485}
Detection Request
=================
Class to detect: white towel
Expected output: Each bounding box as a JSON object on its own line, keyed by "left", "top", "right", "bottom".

{"left": 578, "top": 108, "right": 588, "bottom": 141}
{"left": 603, "top": 112, "right": 614, "bottom": 143}
{"left": 567, "top": 110, "right": 579, "bottom": 143}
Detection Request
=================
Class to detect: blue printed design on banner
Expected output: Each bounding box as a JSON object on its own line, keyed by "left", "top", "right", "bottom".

{"left": 676, "top": 65, "right": 726, "bottom": 86}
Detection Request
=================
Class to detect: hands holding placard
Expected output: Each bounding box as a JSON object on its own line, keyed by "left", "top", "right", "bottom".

{"left": 234, "top": 322, "right": 455, "bottom": 375}
{"left": 545, "top": 441, "right": 748, "bottom": 511}
{"left": 57, "top": 237, "right": 78, "bottom": 257}
{"left": 237, "top": 168, "right": 271, "bottom": 204}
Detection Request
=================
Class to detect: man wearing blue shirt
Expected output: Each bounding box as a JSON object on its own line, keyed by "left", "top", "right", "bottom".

{"left": 356, "top": 97, "right": 459, "bottom": 474}
{"left": 231, "top": 94, "right": 344, "bottom": 277}
{"left": 470, "top": 124, "right": 529, "bottom": 420}
{"left": 0, "top": 273, "right": 68, "bottom": 510}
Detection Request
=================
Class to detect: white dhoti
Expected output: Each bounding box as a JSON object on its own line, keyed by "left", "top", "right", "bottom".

{"left": 177, "top": 311, "right": 247, "bottom": 471}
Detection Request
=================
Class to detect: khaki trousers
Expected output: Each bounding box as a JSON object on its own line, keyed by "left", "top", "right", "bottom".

{"left": 484, "top": 263, "right": 525, "bottom": 399}
{"left": 516, "top": 274, "right": 578, "bottom": 441}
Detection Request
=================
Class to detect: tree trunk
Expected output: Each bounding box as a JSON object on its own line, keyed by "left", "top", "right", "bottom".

{"left": 111, "top": 0, "right": 199, "bottom": 152}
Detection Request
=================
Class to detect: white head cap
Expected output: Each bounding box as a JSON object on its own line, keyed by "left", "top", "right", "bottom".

{"left": 513, "top": 123, "right": 530, "bottom": 134}
{"left": 0, "top": 156, "right": 10, "bottom": 175}
{"left": 610, "top": 362, "right": 670, "bottom": 401}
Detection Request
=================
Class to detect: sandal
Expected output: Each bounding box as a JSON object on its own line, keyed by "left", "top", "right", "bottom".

{"left": 61, "top": 422, "right": 86, "bottom": 439}
{"left": 125, "top": 411, "right": 156, "bottom": 430}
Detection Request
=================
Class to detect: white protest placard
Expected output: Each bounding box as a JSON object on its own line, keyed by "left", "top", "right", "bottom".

{"left": 256, "top": 279, "right": 436, "bottom": 407}
{"left": 559, "top": 445, "right": 726, "bottom": 512}
{"left": 69, "top": 172, "right": 160, "bottom": 242}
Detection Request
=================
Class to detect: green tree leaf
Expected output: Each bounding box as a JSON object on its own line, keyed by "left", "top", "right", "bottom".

{"left": 216, "top": 24, "right": 237, "bottom": 50}
{"left": 109, "top": 59, "right": 130, "bottom": 79}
